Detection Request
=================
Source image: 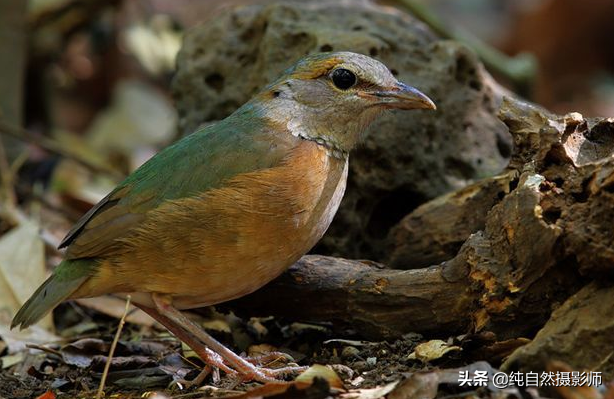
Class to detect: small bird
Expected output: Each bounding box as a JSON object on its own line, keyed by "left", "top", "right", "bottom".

{"left": 12, "top": 52, "right": 435, "bottom": 381}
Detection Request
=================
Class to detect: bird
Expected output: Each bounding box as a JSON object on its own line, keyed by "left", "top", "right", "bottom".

{"left": 12, "top": 51, "right": 436, "bottom": 382}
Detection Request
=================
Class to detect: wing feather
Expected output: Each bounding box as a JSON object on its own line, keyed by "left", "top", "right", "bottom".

{"left": 58, "top": 110, "right": 297, "bottom": 261}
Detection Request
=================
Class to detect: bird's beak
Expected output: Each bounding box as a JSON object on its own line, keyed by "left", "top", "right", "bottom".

{"left": 371, "top": 82, "right": 436, "bottom": 110}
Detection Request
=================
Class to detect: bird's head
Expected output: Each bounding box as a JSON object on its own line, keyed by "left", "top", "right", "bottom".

{"left": 254, "top": 51, "right": 436, "bottom": 157}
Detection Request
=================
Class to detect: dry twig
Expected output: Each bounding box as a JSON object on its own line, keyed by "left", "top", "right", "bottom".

{"left": 96, "top": 295, "right": 131, "bottom": 399}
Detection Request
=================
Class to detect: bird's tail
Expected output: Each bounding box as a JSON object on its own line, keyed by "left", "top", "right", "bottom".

{"left": 11, "top": 259, "right": 95, "bottom": 330}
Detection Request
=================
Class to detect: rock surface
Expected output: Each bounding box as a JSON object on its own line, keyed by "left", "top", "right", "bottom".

{"left": 172, "top": 0, "right": 511, "bottom": 260}
{"left": 502, "top": 283, "right": 614, "bottom": 380}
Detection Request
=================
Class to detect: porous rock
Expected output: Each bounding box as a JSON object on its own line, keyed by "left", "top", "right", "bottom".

{"left": 502, "top": 283, "right": 614, "bottom": 380}
{"left": 171, "top": 0, "right": 510, "bottom": 260}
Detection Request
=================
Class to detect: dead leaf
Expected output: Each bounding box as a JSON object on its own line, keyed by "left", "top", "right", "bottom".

{"left": 388, "top": 372, "right": 441, "bottom": 399}
{"left": 407, "top": 339, "right": 461, "bottom": 362}
{"left": 1, "top": 352, "right": 25, "bottom": 369}
{"left": 60, "top": 337, "right": 173, "bottom": 369}
{"left": 340, "top": 381, "right": 399, "bottom": 399}
{"left": 201, "top": 319, "right": 232, "bottom": 334}
{"left": 0, "top": 221, "right": 51, "bottom": 330}
{"left": 222, "top": 365, "right": 343, "bottom": 399}
{"left": 0, "top": 325, "right": 59, "bottom": 354}
{"left": 226, "top": 376, "right": 332, "bottom": 399}
{"left": 61, "top": 338, "right": 110, "bottom": 368}
{"left": 295, "top": 364, "right": 344, "bottom": 390}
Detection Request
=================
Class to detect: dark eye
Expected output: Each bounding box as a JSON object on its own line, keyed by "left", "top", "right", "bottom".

{"left": 331, "top": 68, "right": 357, "bottom": 90}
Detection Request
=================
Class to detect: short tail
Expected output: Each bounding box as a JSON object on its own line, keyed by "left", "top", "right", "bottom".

{"left": 11, "top": 259, "right": 93, "bottom": 330}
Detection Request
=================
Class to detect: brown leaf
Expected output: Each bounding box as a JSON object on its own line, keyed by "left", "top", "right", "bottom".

{"left": 224, "top": 365, "right": 343, "bottom": 399}
{"left": 225, "top": 378, "right": 331, "bottom": 399}
{"left": 295, "top": 364, "right": 345, "bottom": 390}
{"left": 387, "top": 372, "right": 440, "bottom": 399}
{"left": 407, "top": 339, "right": 461, "bottom": 362}
{"left": 339, "top": 381, "right": 398, "bottom": 399}
{"left": 0, "top": 221, "right": 51, "bottom": 330}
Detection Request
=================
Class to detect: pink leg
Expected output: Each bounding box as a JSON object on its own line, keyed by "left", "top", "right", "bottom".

{"left": 136, "top": 302, "right": 234, "bottom": 375}
{"left": 150, "top": 293, "right": 306, "bottom": 383}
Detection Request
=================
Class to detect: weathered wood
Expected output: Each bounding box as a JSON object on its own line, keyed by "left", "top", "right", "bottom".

{"left": 223, "top": 255, "right": 475, "bottom": 340}
{"left": 388, "top": 173, "right": 513, "bottom": 269}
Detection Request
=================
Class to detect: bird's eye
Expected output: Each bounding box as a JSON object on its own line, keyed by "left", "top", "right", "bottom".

{"left": 331, "top": 68, "right": 357, "bottom": 90}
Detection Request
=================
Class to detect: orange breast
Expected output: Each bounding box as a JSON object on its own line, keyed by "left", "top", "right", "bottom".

{"left": 82, "top": 140, "right": 348, "bottom": 309}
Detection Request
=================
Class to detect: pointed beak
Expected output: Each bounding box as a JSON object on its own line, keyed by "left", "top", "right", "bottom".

{"left": 372, "top": 82, "right": 436, "bottom": 110}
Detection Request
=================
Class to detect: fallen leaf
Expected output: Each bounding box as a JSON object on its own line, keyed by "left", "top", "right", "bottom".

{"left": 221, "top": 365, "right": 343, "bottom": 399}
{"left": 340, "top": 381, "right": 399, "bottom": 399}
{"left": 60, "top": 337, "right": 173, "bottom": 368}
{"left": 226, "top": 376, "right": 332, "bottom": 399}
{"left": 388, "top": 372, "right": 441, "bottom": 399}
{"left": 61, "top": 338, "right": 110, "bottom": 368}
{"left": 1, "top": 352, "right": 25, "bottom": 369}
{"left": 201, "top": 319, "right": 232, "bottom": 334}
{"left": 0, "top": 221, "right": 51, "bottom": 330}
{"left": 0, "top": 324, "right": 59, "bottom": 354}
{"left": 388, "top": 361, "right": 520, "bottom": 399}
{"left": 407, "top": 339, "right": 461, "bottom": 362}
{"left": 295, "top": 364, "right": 344, "bottom": 389}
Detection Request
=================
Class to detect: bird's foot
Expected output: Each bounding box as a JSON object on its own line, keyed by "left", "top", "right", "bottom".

{"left": 172, "top": 365, "right": 218, "bottom": 390}
{"left": 244, "top": 351, "right": 295, "bottom": 367}
{"left": 233, "top": 351, "right": 307, "bottom": 382}
{"left": 235, "top": 363, "right": 309, "bottom": 383}
{"left": 145, "top": 295, "right": 307, "bottom": 384}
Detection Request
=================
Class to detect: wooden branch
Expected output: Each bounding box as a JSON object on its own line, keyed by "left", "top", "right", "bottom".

{"left": 388, "top": 173, "right": 513, "bottom": 269}
{"left": 223, "top": 255, "right": 475, "bottom": 340}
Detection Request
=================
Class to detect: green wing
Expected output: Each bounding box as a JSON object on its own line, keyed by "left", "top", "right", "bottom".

{"left": 60, "top": 105, "right": 294, "bottom": 259}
